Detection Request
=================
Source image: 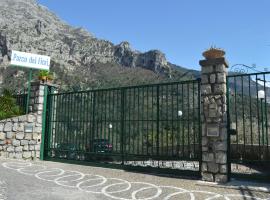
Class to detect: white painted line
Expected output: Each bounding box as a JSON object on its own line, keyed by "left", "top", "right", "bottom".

{"left": 2, "top": 161, "right": 270, "bottom": 200}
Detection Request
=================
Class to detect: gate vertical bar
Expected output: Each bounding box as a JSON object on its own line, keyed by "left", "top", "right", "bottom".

{"left": 156, "top": 85, "right": 160, "bottom": 158}
{"left": 91, "top": 91, "right": 96, "bottom": 153}
{"left": 198, "top": 79, "right": 202, "bottom": 176}
{"left": 121, "top": 88, "right": 125, "bottom": 165}
{"left": 226, "top": 76, "right": 231, "bottom": 181}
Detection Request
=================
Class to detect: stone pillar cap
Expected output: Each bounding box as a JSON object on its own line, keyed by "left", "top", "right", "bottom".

{"left": 199, "top": 57, "right": 229, "bottom": 68}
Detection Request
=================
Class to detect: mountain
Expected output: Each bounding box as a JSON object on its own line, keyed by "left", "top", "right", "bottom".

{"left": 0, "top": 0, "right": 197, "bottom": 92}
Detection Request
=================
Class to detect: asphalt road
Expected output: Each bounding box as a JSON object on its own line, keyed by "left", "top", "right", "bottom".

{"left": 0, "top": 158, "right": 269, "bottom": 200}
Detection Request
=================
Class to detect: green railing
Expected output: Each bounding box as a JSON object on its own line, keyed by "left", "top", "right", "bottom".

{"left": 14, "top": 92, "right": 28, "bottom": 114}
{"left": 45, "top": 80, "right": 201, "bottom": 173}
{"left": 227, "top": 72, "right": 270, "bottom": 177}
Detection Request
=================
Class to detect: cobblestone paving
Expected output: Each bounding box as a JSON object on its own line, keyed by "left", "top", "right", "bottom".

{"left": 0, "top": 158, "right": 269, "bottom": 200}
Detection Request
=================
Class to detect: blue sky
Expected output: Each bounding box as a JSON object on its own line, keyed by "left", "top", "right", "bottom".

{"left": 38, "top": 0, "right": 270, "bottom": 71}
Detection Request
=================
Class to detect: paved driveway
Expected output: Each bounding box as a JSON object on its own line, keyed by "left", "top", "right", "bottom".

{"left": 0, "top": 158, "right": 269, "bottom": 200}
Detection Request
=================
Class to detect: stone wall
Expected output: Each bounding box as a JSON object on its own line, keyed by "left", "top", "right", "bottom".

{"left": 0, "top": 81, "right": 46, "bottom": 160}
{"left": 0, "top": 114, "right": 42, "bottom": 159}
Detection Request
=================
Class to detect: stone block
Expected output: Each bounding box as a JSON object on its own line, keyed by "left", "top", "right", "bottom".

{"left": 214, "top": 84, "right": 226, "bottom": 94}
{"left": 15, "top": 153, "right": 22, "bottom": 159}
{"left": 201, "top": 84, "right": 212, "bottom": 95}
{"left": 215, "top": 174, "right": 228, "bottom": 183}
{"left": 12, "top": 123, "right": 18, "bottom": 131}
{"left": 38, "top": 89, "right": 45, "bottom": 96}
{"left": 220, "top": 164, "right": 227, "bottom": 173}
{"left": 0, "top": 132, "right": 5, "bottom": 140}
{"left": 18, "top": 115, "right": 27, "bottom": 122}
{"left": 217, "top": 73, "right": 226, "bottom": 83}
{"left": 202, "top": 66, "right": 214, "bottom": 74}
{"left": 202, "top": 152, "right": 214, "bottom": 162}
{"left": 38, "top": 96, "right": 44, "bottom": 104}
{"left": 29, "top": 145, "right": 35, "bottom": 151}
{"left": 201, "top": 162, "right": 208, "bottom": 172}
{"left": 16, "top": 133, "right": 25, "bottom": 140}
{"left": 39, "top": 85, "right": 45, "bottom": 91}
{"left": 202, "top": 172, "right": 214, "bottom": 182}
{"left": 15, "top": 146, "right": 23, "bottom": 152}
{"left": 23, "top": 151, "right": 32, "bottom": 159}
{"left": 23, "top": 145, "right": 29, "bottom": 151}
{"left": 4, "top": 122, "right": 12, "bottom": 132}
{"left": 17, "top": 123, "right": 24, "bottom": 132}
{"left": 201, "top": 74, "right": 208, "bottom": 84}
{"left": 28, "top": 106, "right": 33, "bottom": 113}
{"left": 12, "top": 117, "right": 18, "bottom": 123}
{"left": 9, "top": 152, "right": 15, "bottom": 158}
{"left": 216, "top": 64, "right": 226, "bottom": 72}
{"left": 0, "top": 124, "right": 4, "bottom": 131}
{"left": 219, "top": 127, "right": 227, "bottom": 140}
{"left": 210, "top": 74, "right": 216, "bottom": 84}
{"left": 7, "top": 146, "right": 14, "bottom": 152}
{"left": 35, "top": 144, "right": 40, "bottom": 151}
{"left": 36, "top": 151, "right": 40, "bottom": 158}
{"left": 209, "top": 108, "right": 218, "bottom": 118}
{"left": 34, "top": 104, "right": 43, "bottom": 111}
{"left": 24, "top": 133, "right": 32, "bottom": 140}
{"left": 37, "top": 115, "right": 42, "bottom": 124}
{"left": 33, "top": 133, "right": 40, "bottom": 140}
{"left": 34, "top": 126, "right": 42, "bottom": 133}
{"left": 28, "top": 115, "right": 36, "bottom": 123}
{"left": 202, "top": 146, "right": 208, "bottom": 152}
{"left": 37, "top": 111, "right": 43, "bottom": 115}
{"left": 216, "top": 152, "right": 227, "bottom": 164}
{"left": 215, "top": 141, "right": 227, "bottom": 151}
{"left": 207, "top": 162, "right": 219, "bottom": 173}
{"left": 6, "top": 132, "right": 14, "bottom": 139}
{"left": 31, "top": 151, "right": 35, "bottom": 157}
{"left": 12, "top": 140, "right": 20, "bottom": 147}
{"left": 29, "top": 140, "right": 37, "bottom": 145}
{"left": 202, "top": 137, "right": 208, "bottom": 146}
{"left": 21, "top": 140, "right": 29, "bottom": 145}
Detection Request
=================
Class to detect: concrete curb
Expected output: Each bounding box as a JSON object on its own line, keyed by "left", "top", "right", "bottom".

{"left": 196, "top": 180, "right": 270, "bottom": 193}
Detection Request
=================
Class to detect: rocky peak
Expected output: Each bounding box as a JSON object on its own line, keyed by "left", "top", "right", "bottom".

{"left": 0, "top": 0, "right": 182, "bottom": 91}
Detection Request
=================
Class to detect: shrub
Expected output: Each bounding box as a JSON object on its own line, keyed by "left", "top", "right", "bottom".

{"left": 0, "top": 89, "right": 23, "bottom": 120}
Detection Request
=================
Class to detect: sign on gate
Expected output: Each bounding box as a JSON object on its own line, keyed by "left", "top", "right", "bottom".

{"left": 10, "top": 50, "right": 50, "bottom": 70}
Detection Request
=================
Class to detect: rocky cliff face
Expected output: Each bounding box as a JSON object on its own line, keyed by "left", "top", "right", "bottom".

{"left": 0, "top": 0, "right": 193, "bottom": 91}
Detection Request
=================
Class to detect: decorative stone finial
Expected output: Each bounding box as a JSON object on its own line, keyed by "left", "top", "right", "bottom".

{"left": 203, "top": 46, "right": 225, "bottom": 59}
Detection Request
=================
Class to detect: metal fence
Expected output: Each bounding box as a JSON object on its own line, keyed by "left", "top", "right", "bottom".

{"left": 14, "top": 92, "right": 27, "bottom": 114}
{"left": 227, "top": 72, "right": 270, "bottom": 177}
{"left": 45, "top": 80, "right": 201, "bottom": 174}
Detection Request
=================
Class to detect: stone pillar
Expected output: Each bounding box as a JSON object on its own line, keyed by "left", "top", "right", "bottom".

{"left": 200, "top": 55, "right": 229, "bottom": 183}
{"left": 29, "top": 81, "right": 46, "bottom": 115}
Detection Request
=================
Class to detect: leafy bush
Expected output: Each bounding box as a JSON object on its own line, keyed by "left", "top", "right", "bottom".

{"left": 0, "top": 89, "right": 23, "bottom": 120}
{"left": 38, "top": 70, "right": 49, "bottom": 77}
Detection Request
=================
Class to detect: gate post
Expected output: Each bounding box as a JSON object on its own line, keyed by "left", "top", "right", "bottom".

{"left": 28, "top": 81, "right": 57, "bottom": 160}
{"left": 199, "top": 49, "right": 229, "bottom": 183}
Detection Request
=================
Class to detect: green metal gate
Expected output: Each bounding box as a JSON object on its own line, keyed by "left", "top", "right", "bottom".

{"left": 227, "top": 72, "right": 270, "bottom": 180}
{"left": 44, "top": 80, "right": 201, "bottom": 176}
